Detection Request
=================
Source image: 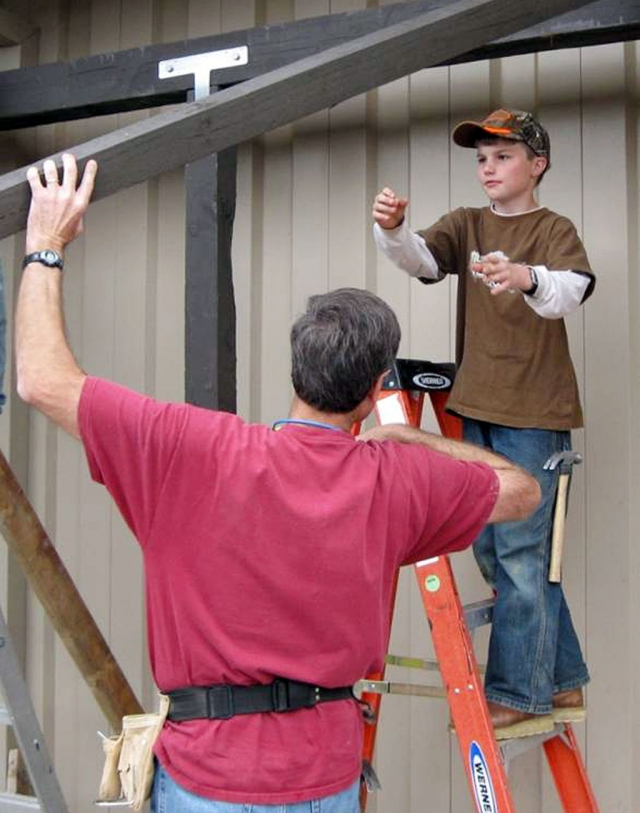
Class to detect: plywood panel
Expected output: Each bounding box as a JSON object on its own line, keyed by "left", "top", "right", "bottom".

{"left": 234, "top": 140, "right": 264, "bottom": 422}
{"left": 537, "top": 46, "right": 588, "bottom": 813}
{"left": 371, "top": 34, "right": 414, "bottom": 813}
{"left": 628, "top": 40, "right": 640, "bottom": 810}
{"left": 407, "top": 65, "right": 453, "bottom": 378}
{"left": 291, "top": 0, "right": 330, "bottom": 318}
{"left": 581, "top": 42, "right": 632, "bottom": 813}
{"left": 405, "top": 63, "right": 455, "bottom": 813}
{"left": 448, "top": 59, "right": 493, "bottom": 813}
{"left": 228, "top": 4, "right": 264, "bottom": 421}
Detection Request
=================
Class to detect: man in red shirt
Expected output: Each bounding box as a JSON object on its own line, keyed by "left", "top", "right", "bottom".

{"left": 16, "top": 154, "right": 539, "bottom": 813}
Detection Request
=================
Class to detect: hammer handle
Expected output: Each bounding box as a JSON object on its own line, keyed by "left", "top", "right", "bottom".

{"left": 549, "top": 473, "right": 570, "bottom": 582}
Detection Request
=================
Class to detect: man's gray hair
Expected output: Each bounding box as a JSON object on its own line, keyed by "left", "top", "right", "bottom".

{"left": 291, "top": 288, "right": 401, "bottom": 413}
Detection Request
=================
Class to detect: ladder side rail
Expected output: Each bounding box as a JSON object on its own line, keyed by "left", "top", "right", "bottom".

{"left": 542, "top": 725, "right": 600, "bottom": 812}
{"left": 365, "top": 387, "right": 516, "bottom": 812}
{"left": 359, "top": 389, "right": 422, "bottom": 809}
{"left": 0, "top": 607, "right": 68, "bottom": 812}
{"left": 414, "top": 555, "right": 516, "bottom": 811}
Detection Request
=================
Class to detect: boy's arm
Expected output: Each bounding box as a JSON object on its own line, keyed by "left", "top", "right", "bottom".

{"left": 523, "top": 267, "right": 592, "bottom": 318}
{"left": 358, "top": 423, "right": 540, "bottom": 524}
{"left": 372, "top": 187, "right": 441, "bottom": 280}
{"left": 373, "top": 219, "right": 441, "bottom": 280}
{"left": 477, "top": 254, "right": 592, "bottom": 318}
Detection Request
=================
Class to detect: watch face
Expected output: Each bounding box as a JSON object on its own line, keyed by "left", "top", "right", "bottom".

{"left": 23, "top": 250, "right": 63, "bottom": 270}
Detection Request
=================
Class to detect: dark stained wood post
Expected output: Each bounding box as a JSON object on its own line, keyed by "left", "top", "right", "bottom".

{"left": 183, "top": 70, "right": 237, "bottom": 412}
{"left": 185, "top": 144, "right": 237, "bottom": 411}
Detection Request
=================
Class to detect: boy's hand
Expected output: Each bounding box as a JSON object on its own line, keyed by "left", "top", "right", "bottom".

{"left": 26, "top": 153, "right": 98, "bottom": 255}
{"left": 372, "top": 187, "right": 408, "bottom": 230}
{"left": 472, "top": 253, "right": 532, "bottom": 296}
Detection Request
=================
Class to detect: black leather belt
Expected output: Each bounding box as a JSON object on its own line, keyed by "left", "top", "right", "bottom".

{"left": 166, "top": 678, "right": 355, "bottom": 722}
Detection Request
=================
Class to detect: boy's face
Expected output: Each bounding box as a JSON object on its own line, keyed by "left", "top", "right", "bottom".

{"left": 475, "top": 139, "right": 547, "bottom": 211}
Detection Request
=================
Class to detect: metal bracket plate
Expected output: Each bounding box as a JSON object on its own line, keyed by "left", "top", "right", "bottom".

{"left": 159, "top": 46, "right": 249, "bottom": 99}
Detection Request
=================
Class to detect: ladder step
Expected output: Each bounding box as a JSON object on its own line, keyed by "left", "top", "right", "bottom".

{"left": 0, "top": 791, "right": 42, "bottom": 810}
{"left": 499, "top": 724, "right": 566, "bottom": 762}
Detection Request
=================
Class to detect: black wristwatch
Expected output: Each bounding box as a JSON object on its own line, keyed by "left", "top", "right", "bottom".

{"left": 524, "top": 265, "right": 538, "bottom": 296}
{"left": 22, "top": 249, "right": 64, "bottom": 271}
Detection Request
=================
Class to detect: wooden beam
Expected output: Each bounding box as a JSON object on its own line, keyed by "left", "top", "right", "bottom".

{"left": 185, "top": 147, "right": 237, "bottom": 412}
{"left": 0, "top": 449, "right": 143, "bottom": 729}
{"left": 0, "top": 0, "right": 596, "bottom": 240}
{"left": 0, "top": 0, "right": 636, "bottom": 131}
{"left": 0, "top": 7, "right": 38, "bottom": 47}
{"left": 451, "top": 0, "right": 640, "bottom": 64}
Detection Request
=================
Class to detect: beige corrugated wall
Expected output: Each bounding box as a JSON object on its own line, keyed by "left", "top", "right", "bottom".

{"left": 0, "top": 0, "right": 638, "bottom": 810}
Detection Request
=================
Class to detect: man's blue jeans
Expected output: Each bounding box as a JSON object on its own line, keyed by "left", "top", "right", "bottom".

{"left": 151, "top": 764, "right": 360, "bottom": 813}
{"left": 463, "top": 418, "right": 590, "bottom": 714}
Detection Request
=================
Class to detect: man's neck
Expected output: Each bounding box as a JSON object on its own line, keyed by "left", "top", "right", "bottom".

{"left": 288, "top": 397, "right": 357, "bottom": 433}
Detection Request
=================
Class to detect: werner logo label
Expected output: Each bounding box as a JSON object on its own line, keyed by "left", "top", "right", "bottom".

{"left": 469, "top": 742, "right": 498, "bottom": 812}
{"left": 412, "top": 372, "right": 451, "bottom": 390}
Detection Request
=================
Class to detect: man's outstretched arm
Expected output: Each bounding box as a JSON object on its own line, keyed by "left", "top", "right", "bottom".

{"left": 359, "top": 423, "right": 541, "bottom": 524}
{"left": 16, "top": 154, "right": 97, "bottom": 439}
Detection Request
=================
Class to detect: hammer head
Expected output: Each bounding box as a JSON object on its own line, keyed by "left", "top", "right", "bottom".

{"left": 543, "top": 450, "right": 582, "bottom": 473}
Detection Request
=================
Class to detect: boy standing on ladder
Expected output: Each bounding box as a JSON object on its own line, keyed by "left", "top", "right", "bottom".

{"left": 372, "top": 108, "right": 595, "bottom": 739}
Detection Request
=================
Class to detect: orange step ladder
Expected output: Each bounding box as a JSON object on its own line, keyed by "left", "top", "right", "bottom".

{"left": 357, "top": 358, "right": 599, "bottom": 813}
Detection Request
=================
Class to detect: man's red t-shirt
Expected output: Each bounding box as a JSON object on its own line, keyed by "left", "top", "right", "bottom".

{"left": 79, "top": 377, "right": 498, "bottom": 804}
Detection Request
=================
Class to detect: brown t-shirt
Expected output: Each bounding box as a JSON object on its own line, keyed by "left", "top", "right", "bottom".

{"left": 417, "top": 206, "right": 594, "bottom": 430}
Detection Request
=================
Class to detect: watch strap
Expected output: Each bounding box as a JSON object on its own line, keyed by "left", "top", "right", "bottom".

{"left": 524, "top": 265, "right": 538, "bottom": 296}
{"left": 22, "top": 250, "right": 64, "bottom": 271}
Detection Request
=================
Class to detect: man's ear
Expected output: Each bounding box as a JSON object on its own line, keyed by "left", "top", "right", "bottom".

{"left": 354, "top": 372, "right": 387, "bottom": 423}
{"left": 366, "top": 372, "right": 387, "bottom": 410}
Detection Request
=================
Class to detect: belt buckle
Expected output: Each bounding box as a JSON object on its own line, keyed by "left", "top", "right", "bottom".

{"left": 207, "top": 685, "right": 234, "bottom": 719}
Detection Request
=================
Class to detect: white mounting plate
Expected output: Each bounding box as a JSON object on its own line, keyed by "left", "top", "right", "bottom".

{"left": 158, "top": 46, "right": 249, "bottom": 99}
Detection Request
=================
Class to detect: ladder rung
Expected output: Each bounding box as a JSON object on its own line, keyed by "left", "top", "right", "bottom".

{"left": 463, "top": 597, "right": 494, "bottom": 630}
{"left": 0, "top": 791, "right": 41, "bottom": 811}
{"left": 385, "top": 654, "right": 440, "bottom": 671}
{"left": 355, "top": 679, "right": 446, "bottom": 699}
{"left": 386, "top": 653, "right": 486, "bottom": 675}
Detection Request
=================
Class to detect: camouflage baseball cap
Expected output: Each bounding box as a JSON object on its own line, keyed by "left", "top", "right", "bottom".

{"left": 452, "top": 108, "right": 550, "bottom": 159}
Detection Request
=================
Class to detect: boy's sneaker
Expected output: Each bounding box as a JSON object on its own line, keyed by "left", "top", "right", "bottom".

{"left": 552, "top": 688, "right": 586, "bottom": 723}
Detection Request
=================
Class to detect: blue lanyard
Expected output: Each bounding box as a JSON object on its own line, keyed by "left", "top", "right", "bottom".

{"left": 272, "top": 418, "right": 344, "bottom": 433}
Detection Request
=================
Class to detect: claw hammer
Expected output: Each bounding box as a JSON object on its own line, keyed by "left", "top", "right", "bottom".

{"left": 543, "top": 450, "right": 582, "bottom": 583}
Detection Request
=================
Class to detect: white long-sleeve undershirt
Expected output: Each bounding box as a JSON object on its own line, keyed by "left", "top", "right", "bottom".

{"left": 373, "top": 219, "right": 590, "bottom": 320}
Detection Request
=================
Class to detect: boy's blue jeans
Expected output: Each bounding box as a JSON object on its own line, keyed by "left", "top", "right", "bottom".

{"left": 463, "top": 419, "right": 590, "bottom": 714}
{"left": 151, "top": 764, "right": 360, "bottom": 813}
